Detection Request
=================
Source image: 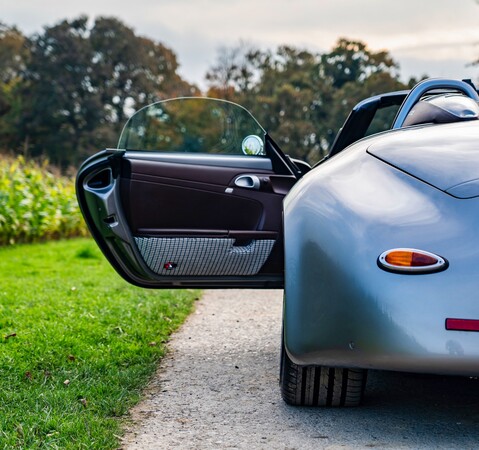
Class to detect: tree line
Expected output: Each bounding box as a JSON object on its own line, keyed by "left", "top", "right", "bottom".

{"left": 0, "top": 16, "right": 423, "bottom": 168}
{"left": 0, "top": 17, "right": 196, "bottom": 169}
{"left": 205, "top": 41, "right": 420, "bottom": 163}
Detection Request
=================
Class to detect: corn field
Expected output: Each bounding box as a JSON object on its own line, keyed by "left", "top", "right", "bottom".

{"left": 0, "top": 156, "right": 88, "bottom": 245}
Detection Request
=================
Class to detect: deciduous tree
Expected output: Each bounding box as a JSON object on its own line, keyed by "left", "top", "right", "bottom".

{"left": 0, "top": 23, "right": 29, "bottom": 150}
{"left": 13, "top": 16, "right": 195, "bottom": 168}
{"left": 206, "top": 38, "right": 407, "bottom": 163}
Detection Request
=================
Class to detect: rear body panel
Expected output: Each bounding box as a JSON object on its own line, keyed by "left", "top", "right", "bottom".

{"left": 284, "top": 124, "right": 479, "bottom": 375}
{"left": 368, "top": 121, "right": 479, "bottom": 198}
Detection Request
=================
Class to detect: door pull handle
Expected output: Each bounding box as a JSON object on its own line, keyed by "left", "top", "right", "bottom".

{"left": 234, "top": 175, "right": 261, "bottom": 190}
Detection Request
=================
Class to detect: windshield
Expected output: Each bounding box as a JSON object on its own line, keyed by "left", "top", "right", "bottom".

{"left": 118, "top": 97, "right": 266, "bottom": 156}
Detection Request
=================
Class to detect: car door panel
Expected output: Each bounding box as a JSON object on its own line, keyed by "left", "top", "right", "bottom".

{"left": 121, "top": 153, "right": 290, "bottom": 279}
{"left": 78, "top": 150, "right": 293, "bottom": 288}
{"left": 77, "top": 97, "right": 301, "bottom": 288}
{"left": 123, "top": 180, "right": 265, "bottom": 231}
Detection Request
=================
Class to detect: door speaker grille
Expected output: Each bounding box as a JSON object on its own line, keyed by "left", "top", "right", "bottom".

{"left": 134, "top": 237, "right": 276, "bottom": 276}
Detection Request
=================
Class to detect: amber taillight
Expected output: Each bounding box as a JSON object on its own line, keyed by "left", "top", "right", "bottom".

{"left": 378, "top": 248, "right": 447, "bottom": 273}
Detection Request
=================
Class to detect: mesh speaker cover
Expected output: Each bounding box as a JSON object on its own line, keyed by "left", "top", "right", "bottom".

{"left": 134, "top": 237, "right": 276, "bottom": 276}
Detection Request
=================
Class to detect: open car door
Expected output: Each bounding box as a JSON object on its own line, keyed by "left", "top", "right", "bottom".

{"left": 76, "top": 98, "right": 300, "bottom": 288}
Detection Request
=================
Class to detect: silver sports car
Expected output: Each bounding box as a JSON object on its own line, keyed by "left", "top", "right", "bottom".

{"left": 76, "top": 78, "right": 479, "bottom": 407}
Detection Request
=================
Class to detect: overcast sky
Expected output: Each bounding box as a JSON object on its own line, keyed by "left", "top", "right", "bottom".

{"left": 2, "top": 0, "right": 478, "bottom": 89}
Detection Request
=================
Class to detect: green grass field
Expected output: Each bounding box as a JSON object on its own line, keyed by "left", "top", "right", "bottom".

{"left": 0, "top": 238, "right": 198, "bottom": 449}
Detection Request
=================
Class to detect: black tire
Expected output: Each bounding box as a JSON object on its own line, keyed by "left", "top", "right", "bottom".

{"left": 280, "top": 340, "right": 367, "bottom": 407}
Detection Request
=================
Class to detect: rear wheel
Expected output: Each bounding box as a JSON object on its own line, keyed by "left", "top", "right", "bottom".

{"left": 280, "top": 340, "right": 367, "bottom": 407}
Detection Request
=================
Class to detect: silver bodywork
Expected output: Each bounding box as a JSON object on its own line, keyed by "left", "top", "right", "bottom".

{"left": 283, "top": 120, "right": 479, "bottom": 375}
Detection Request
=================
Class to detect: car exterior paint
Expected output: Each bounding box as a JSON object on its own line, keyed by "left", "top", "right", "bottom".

{"left": 283, "top": 122, "right": 479, "bottom": 375}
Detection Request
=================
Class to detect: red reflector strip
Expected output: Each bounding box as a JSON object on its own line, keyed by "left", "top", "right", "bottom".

{"left": 446, "top": 318, "right": 479, "bottom": 332}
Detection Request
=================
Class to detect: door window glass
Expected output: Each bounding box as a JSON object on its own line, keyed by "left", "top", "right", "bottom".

{"left": 118, "top": 97, "right": 266, "bottom": 156}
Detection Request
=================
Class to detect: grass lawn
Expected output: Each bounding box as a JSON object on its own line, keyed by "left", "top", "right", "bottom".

{"left": 0, "top": 238, "right": 198, "bottom": 449}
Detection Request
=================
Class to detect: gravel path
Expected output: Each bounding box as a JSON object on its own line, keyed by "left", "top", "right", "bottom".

{"left": 122, "top": 289, "right": 479, "bottom": 449}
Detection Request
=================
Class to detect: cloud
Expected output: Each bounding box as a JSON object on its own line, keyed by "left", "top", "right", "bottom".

{"left": 2, "top": 0, "right": 478, "bottom": 86}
